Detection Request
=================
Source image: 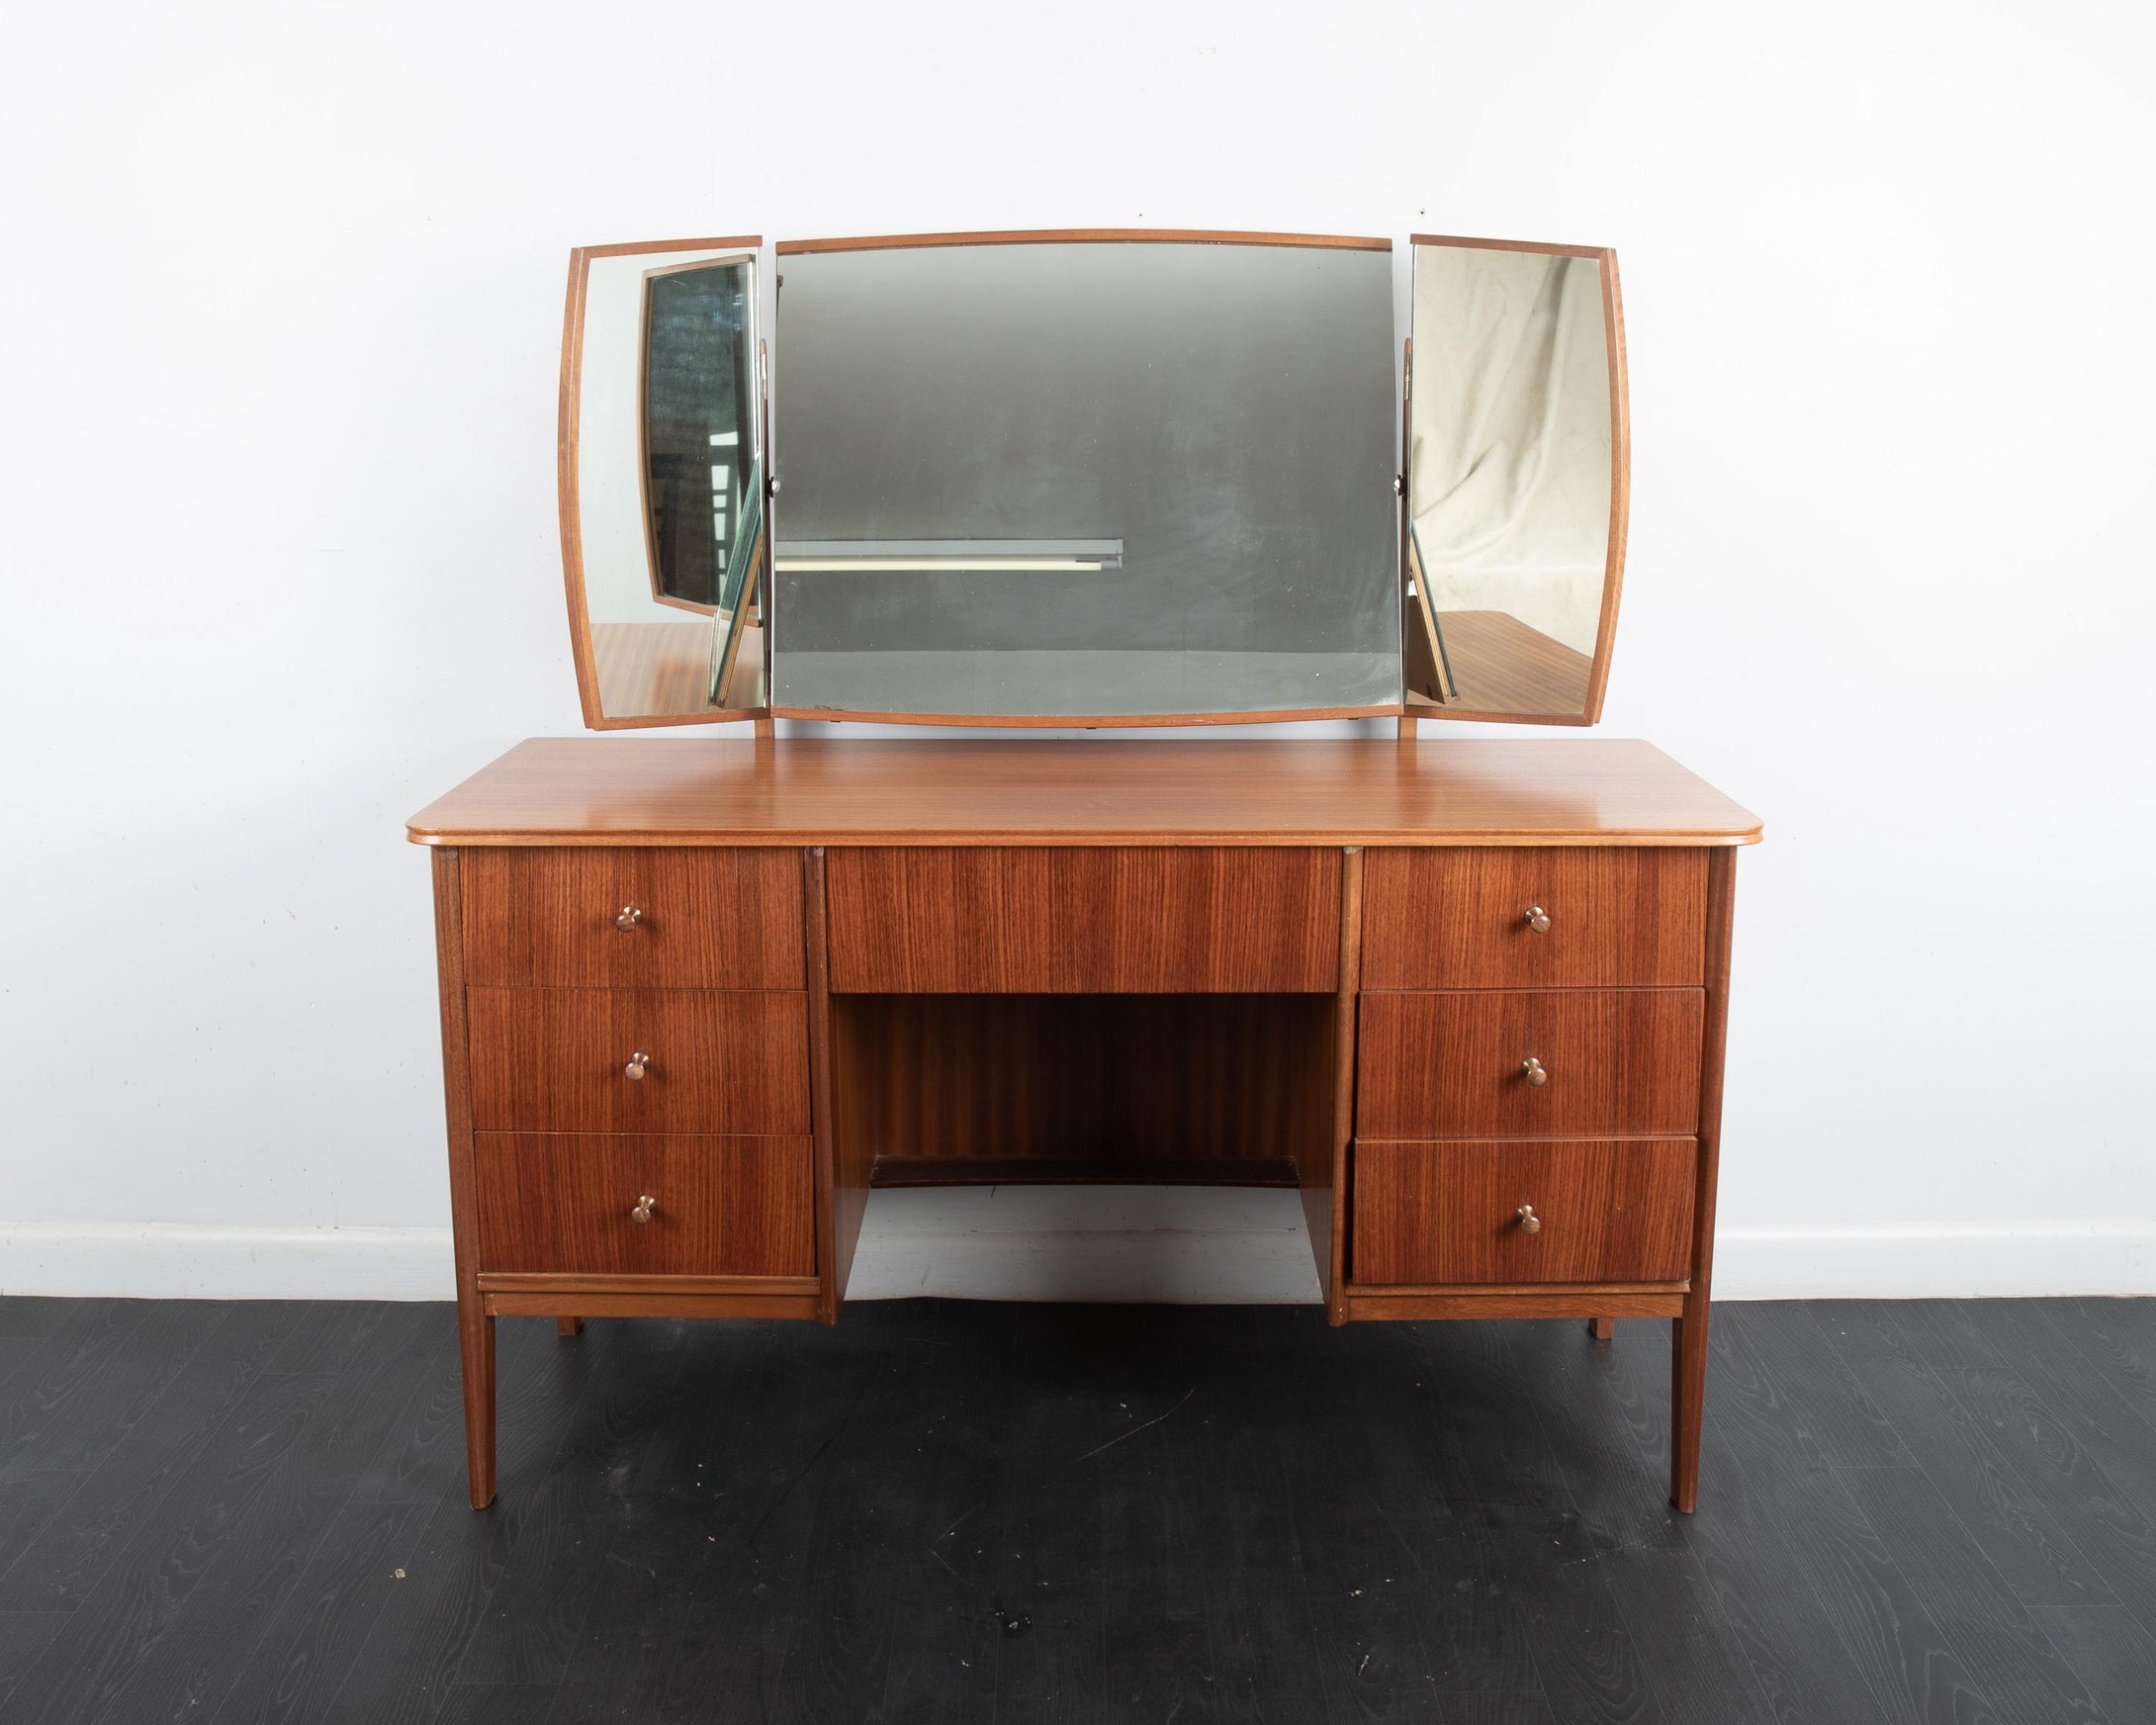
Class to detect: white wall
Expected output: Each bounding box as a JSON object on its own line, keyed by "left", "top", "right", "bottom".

{"left": 2, "top": 0, "right": 2151, "bottom": 1302}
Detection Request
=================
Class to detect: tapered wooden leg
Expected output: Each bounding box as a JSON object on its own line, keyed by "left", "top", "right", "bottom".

{"left": 557, "top": 1316, "right": 584, "bottom": 1337}
{"left": 1670, "top": 1294, "right": 1709, "bottom": 1512}
{"left": 1587, "top": 1316, "right": 1615, "bottom": 1341}
{"left": 458, "top": 1302, "right": 496, "bottom": 1509}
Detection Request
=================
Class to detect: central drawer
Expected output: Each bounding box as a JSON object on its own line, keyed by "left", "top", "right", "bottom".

{"left": 826, "top": 847, "right": 1341, "bottom": 992}
{"left": 1357, "top": 988, "right": 1703, "bottom": 1138}
{"left": 467, "top": 988, "right": 811, "bottom": 1134}
{"left": 475, "top": 1133, "right": 815, "bottom": 1277}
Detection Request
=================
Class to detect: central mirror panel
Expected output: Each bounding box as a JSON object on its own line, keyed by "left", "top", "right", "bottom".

{"left": 769, "top": 233, "right": 1401, "bottom": 722}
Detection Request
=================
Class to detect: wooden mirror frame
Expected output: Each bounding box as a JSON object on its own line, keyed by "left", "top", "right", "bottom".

{"left": 559, "top": 229, "right": 1631, "bottom": 732}
{"left": 559, "top": 236, "right": 769, "bottom": 729}
{"left": 1401, "top": 234, "right": 1629, "bottom": 727}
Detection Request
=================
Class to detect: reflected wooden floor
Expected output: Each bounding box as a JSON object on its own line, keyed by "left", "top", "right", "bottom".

{"left": 591, "top": 620, "right": 763, "bottom": 720}
{"left": 1412, "top": 609, "right": 1593, "bottom": 718}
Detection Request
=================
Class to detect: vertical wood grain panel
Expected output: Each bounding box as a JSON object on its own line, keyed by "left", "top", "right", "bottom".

{"left": 805, "top": 847, "right": 860, "bottom": 1321}
{"left": 824, "top": 847, "right": 1341, "bottom": 991}
{"left": 465, "top": 988, "right": 810, "bottom": 1134}
{"left": 1673, "top": 846, "right": 1739, "bottom": 1511}
{"left": 1361, "top": 848, "right": 1705, "bottom": 989}
{"left": 460, "top": 848, "right": 805, "bottom": 988}
{"left": 1349, "top": 1138, "right": 1697, "bottom": 1285}
{"left": 431, "top": 849, "right": 494, "bottom": 1509}
{"left": 1357, "top": 989, "right": 1702, "bottom": 1138}
{"left": 1310, "top": 847, "right": 1363, "bottom": 1322}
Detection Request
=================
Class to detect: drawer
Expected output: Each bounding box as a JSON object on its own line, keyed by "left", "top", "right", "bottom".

{"left": 826, "top": 847, "right": 1340, "bottom": 992}
{"left": 1361, "top": 848, "right": 1706, "bottom": 990}
{"left": 460, "top": 848, "right": 805, "bottom": 989}
{"left": 475, "top": 1133, "right": 814, "bottom": 1277}
{"left": 1357, "top": 989, "right": 1702, "bottom": 1138}
{"left": 1350, "top": 1138, "right": 1697, "bottom": 1285}
{"left": 467, "top": 988, "right": 811, "bottom": 1134}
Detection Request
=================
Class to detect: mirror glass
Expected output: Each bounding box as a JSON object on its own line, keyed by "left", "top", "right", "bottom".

{"left": 1406, "top": 240, "right": 1619, "bottom": 720}
{"left": 569, "top": 243, "right": 764, "bottom": 723}
{"left": 769, "top": 237, "right": 1400, "bottom": 719}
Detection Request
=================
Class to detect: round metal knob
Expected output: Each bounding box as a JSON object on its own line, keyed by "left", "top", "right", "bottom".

{"left": 1516, "top": 1204, "right": 1542, "bottom": 1235}
{"left": 614, "top": 904, "right": 644, "bottom": 931}
{"left": 624, "top": 1051, "right": 651, "bottom": 1081}
{"left": 1524, "top": 906, "right": 1551, "bottom": 934}
{"left": 1521, "top": 1056, "right": 1548, "bottom": 1087}
{"left": 631, "top": 1195, "right": 656, "bottom": 1225}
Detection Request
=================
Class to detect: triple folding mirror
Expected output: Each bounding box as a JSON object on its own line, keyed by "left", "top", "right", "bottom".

{"left": 560, "top": 230, "right": 1626, "bottom": 728}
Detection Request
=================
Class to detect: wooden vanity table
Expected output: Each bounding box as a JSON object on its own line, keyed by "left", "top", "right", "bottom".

{"left": 428, "top": 225, "right": 1762, "bottom": 1512}
{"left": 409, "top": 737, "right": 1757, "bottom": 1510}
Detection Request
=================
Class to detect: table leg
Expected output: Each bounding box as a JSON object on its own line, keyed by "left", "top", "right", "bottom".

{"left": 459, "top": 1302, "right": 496, "bottom": 1509}
{"left": 1670, "top": 1295, "right": 1709, "bottom": 1512}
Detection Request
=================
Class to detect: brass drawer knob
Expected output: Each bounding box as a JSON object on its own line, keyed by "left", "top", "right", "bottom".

{"left": 1520, "top": 1056, "right": 1548, "bottom": 1086}
{"left": 614, "top": 904, "right": 645, "bottom": 931}
{"left": 624, "top": 1050, "right": 651, "bottom": 1081}
{"left": 1524, "top": 906, "right": 1551, "bottom": 934}
{"left": 631, "top": 1195, "right": 656, "bottom": 1225}
{"left": 1516, "top": 1204, "right": 1542, "bottom": 1234}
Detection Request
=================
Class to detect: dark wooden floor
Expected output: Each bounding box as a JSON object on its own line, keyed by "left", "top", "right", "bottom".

{"left": 1, "top": 1297, "right": 2153, "bottom": 1723}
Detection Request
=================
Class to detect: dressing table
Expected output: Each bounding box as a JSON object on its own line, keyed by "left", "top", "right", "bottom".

{"left": 412, "top": 229, "right": 1758, "bottom": 1513}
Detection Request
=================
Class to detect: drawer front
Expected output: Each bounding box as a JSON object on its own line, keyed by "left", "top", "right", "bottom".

{"left": 1361, "top": 848, "right": 1706, "bottom": 990}
{"left": 467, "top": 988, "right": 811, "bottom": 1134}
{"left": 475, "top": 1133, "right": 815, "bottom": 1277}
{"left": 1350, "top": 1138, "right": 1697, "bottom": 1285}
{"left": 461, "top": 848, "right": 805, "bottom": 989}
{"left": 1357, "top": 989, "right": 1703, "bottom": 1138}
{"left": 826, "top": 847, "right": 1340, "bottom": 992}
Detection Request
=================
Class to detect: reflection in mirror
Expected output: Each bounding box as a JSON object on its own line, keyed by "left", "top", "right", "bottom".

{"left": 565, "top": 241, "right": 764, "bottom": 724}
{"left": 1406, "top": 240, "right": 1622, "bottom": 720}
{"left": 642, "top": 261, "right": 756, "bottom": 611}
{"left": 770, "top": 236, "right": 1400, "bottom": 721}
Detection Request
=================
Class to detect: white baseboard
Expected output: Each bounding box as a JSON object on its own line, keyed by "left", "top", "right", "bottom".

{"left": 0, "top": 1224, "right": 457, "bottom": 1301}
{"left": 1708, "top": 1222, "right": 2156, "bottom": 1301}
{"left": 4, "top": 1200, "right": 2150, "bottom": 1303}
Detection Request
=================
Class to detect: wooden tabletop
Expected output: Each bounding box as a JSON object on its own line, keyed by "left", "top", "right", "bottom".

{"left": 407, "top": 739, "right": 1759, "bottom": 848}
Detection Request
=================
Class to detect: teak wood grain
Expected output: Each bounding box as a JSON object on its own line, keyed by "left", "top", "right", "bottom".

{"left": 460, "top": 848, "right": 804, "bottom": 989}
{"left": 825, "top": 848, "right": 1341, "bottom": 992}
{"left": 826, "top": 993, "right": 1334, "bottom": 1173}
{"left": 1673, "top": 846, "right": 1739, "bottom": 1512}
{"left": 473, "top": 1133, "right": 814, "bottom": 1277}
{"left": 413, "top": 739, "right": 1752, "bottom": 1514}
{"left": 465, "top": 987, "right": 810, "bottom": 1135}
{"left": 1312, "top": 847, "right": 1363, "bottom": 1322}
{"left": 1356, "top": 988, "right": 1704, "bottom": 1138}
{"left": 1349, "top": 1138, "right": 1697, "bottom": 1285}
{"left": 1361, "top": 847, "right": 1707, "bottom": 990}
{"left": 803, "top": 847, "right": 858, "bottom": 1322}
{"left": 406, "top": 739, "right": 1762, "bottom": 850}
{"left": 430, "top": 849, "right": 495, "bottom": 1509}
